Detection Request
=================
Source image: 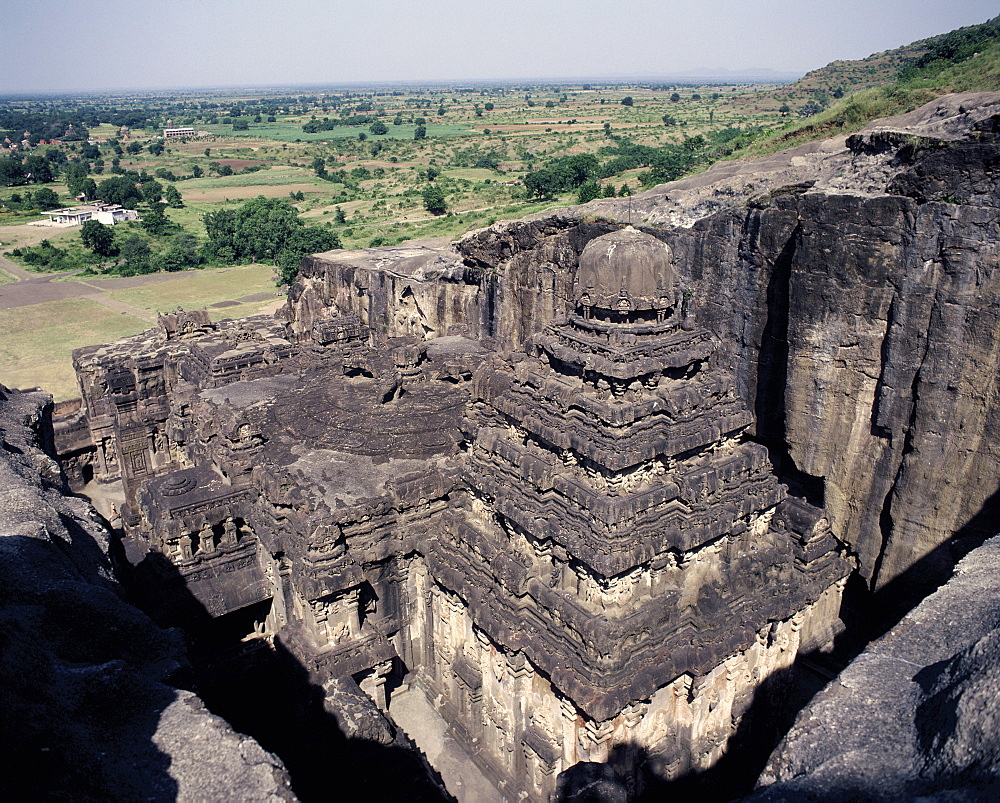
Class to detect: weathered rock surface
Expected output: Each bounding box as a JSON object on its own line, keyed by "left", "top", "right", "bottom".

{"left": 0, "top": 383, "right": 293, "bottom": 801}
{"left": 751, "top": 535, "right": 1000, "bottom": 800}
{"left": 294, "top": 92, "right": 1000, "bottom": 601}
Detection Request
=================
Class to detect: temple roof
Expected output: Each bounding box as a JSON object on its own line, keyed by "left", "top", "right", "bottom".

{"left": 574, "top": 226, "right": 676, "bottom": 311}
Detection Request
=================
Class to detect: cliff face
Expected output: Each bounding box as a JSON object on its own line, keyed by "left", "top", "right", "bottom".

{"left": 674, "top": 192, "right": 1000, "bottom": 596}
{"left": 0, "top": 384, "right": 293, "bottom": 801}
{"left": 751, "top": 535, "right": 1000, "bottom": 800}
{"left": 296, "top": 93, "right": 1000, "bottom": 602}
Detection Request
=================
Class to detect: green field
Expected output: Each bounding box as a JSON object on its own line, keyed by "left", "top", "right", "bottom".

{"left": 0, "top": 298, "right": 149, "bottom": 400}
{"left": 202, "top": 122, "right": 481, "bottom": 141}
{"left": 101, "top": 263, "right": 279, "bottom": 313}
{"left": 3, "top": 81, "right": 800, "bottom": 278}
{"left": 0, "top": 264, "right": 282, "bottom": 400}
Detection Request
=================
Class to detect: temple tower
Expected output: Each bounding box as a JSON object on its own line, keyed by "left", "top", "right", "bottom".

{"left": 414, "top": 228, "right": 851, "bottom": 797}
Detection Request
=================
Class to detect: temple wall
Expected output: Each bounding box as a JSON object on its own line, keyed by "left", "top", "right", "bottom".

{"left": 401, "top": 554, "right": 845, "bottom": 800}
{"left": 290, "top": 258, "right": 497, "bottom": 343}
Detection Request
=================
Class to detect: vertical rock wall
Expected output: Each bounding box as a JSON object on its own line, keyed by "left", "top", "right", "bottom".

{"left": 0, "top": 384, "right": 294, "bottom": 801}
{"left": 670, "top": 195, "right": 1000, "bottom": 595}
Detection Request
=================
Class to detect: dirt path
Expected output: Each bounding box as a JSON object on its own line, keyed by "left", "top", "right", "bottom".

{"left": 0, "top": 252, "right": 39, "bottom": 282}
{"left": 0, "top": 253, "right": 160, "bottom": 322}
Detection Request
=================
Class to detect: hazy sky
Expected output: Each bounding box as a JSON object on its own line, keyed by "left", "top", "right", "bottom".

{"left": 3, "top": 1, "right": 997, "bottom": 93}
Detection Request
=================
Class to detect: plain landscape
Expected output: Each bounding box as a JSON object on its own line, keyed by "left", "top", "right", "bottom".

{"left": 2, "top": 8, "right": 999, "bottom": 803}
{"left": 5, "top": 13, "right": 999, "bottom": 398}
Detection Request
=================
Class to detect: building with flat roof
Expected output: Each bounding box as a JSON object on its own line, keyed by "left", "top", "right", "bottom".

{"left": 163, "top": 127, "right": 197, "bottom": 138}
{"left": 31, "top": 203, "right": 140, "bottom": 228}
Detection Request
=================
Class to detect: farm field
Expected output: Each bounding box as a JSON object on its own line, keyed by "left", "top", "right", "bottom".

{"left": 2, "top": 81, "right": 793, "bottom": 258}
{"left": 1, "top": 80, "right": 801, "bottom": 400}
{"left": 0, "top": 264, "right": 282, "bottom": 400}
{"left": 0, "top": 298, "right": 149, "bottom": 399}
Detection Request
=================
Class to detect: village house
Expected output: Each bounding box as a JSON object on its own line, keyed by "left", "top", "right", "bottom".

{"left": 31, "top": 202, "right": 141, "bottom": 227}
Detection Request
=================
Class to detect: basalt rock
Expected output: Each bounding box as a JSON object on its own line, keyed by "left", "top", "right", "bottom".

{"left": 289, "top": 93, "right": 1000, "bottom": 602}
{"left": 751, "top": 535, "right": 1000, "bottom": 801}
{"left": 46, "top": 92, "right": 1000, "bottom": 801}
{"left": 0, "top": 383, "right": 293, "bottom": 801}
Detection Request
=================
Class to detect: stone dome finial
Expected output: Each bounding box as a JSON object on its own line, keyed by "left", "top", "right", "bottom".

{"left": 574, "top": 227, "right": 675, "bottom": 312}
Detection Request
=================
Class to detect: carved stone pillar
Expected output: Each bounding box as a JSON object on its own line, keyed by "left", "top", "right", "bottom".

{"left": 197, "top": 523, "right": 215, "bottom": 555}
{"left": 222, "top": 517, "right": 239, "bottom": 547}
{"left": 178, "top": 534, "right": 194, "bottom": 563}
{"left": 582, "top": 718, "right": 616, "bottom": 764}
{"left": 360, "top": 660, "right": 393, "bottom": 711}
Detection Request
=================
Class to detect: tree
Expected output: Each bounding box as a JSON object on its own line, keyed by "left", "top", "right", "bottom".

{"left": 152, "top": 233, "right": 199, "bottom": 272}
{"left": 32, "top": 187, "right": 62, "bottom": 210}
{"left": 621, "top": 96, "right": 634, "bottom": 106}
{"left": 670, "top": 92, "right": 681, "bottom": 102}
{"left": 276, "top": 225, "right": 341, "bottom": 284}
{"left": 357, "top": 132, "right": 367, "bottom": 141}
{"left": 369, "top": 120, "right": 388, "bottom": 135}
{"left": 778, "top": 104, "right": 791, "bottom": 116}
{"left": 0, "top": 157, "right": 27, "bottom": 187}
{"left": 78, "top": 178, "right": 98, "bottom": 201}
{"left": 64, "top": 162, "right": 90, "bottom": 196}
{"left": 233, "top": 118, "right": 249, "bottom": 131}
{"left": 662, "top": 114, "right": 677, "bottom": 126}
{"left": 126, "top": 141, "right": 143, "bottom": 155}
{"left": 120, "top": 234, "right": 152, "bottom": 275}
{"left": 191, "top": 165, "right": 203, "bottom": 178}
{"left": 163, "top": 185, "right": 184, "bottom": 208}
{"left": 437, "top": 105, "right": 445, "bottom": 116}
{"left": 311, "top": 157, "right": 327, "bottom": 178}
{"left": 577, "top": 179, "right": 601, "bottom": 204}
{"left": 422, "top": 184, "right": 447, "bottom": 215}
{"left": 96, "top": 175, "right": 142, "bottom": 206}
{"left": 23, "top": 156, "right": 54, "bottom": 183}
{"left": 80, "top": 220, "right": 117, "bottom": 257}
{"left": 148, "top": 140, "right": 165, "bottom": 156}
{"left": 414, "top": 125, "right": 427, "bottom": 140}
{"left": 204, "top": 196, "right": 339, "bottom": 283}
{"left": 141, "top": 202, "right": 171, "bottom": 234}
{"left": 334, "top": 207, "right": 347, "bottom": 224}
{"left": 484, "top": 102, "right": 494, "bottom": 111}
{"left": 140, "top": 179, "right": 163, "bottom": 205}
{"left": 691, "top": 93, "right": 702, "bottom": 101}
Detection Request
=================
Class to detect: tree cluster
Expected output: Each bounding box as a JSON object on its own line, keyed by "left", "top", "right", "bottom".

{"left": 522, "top": 154, "right": 599, "bottom": 198}
{"left": 203, "top": 196, "right": 340, "bottom": 284}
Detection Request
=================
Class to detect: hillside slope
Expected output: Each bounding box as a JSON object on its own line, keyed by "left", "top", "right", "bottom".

{"left": 740, "top": 16, "right": 1000, "bottom": 153}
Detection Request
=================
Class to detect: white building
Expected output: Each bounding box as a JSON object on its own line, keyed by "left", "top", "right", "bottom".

{"left": 31, "top": 203, "right": 141, "bottom": 228}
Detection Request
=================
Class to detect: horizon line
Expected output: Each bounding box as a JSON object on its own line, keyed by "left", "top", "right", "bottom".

{"left": 0, "top": 71, "right": 805, "bottom": 100}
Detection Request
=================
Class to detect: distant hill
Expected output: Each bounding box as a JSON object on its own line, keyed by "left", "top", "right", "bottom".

{"left": 730, "top": 15, "right": 1000, "bottom": 157}
{"left": 761, "top": 16, "right": 1000, "bottom": 114}
{"left": 770, "top": 41, "right": 934, "bottom": 106}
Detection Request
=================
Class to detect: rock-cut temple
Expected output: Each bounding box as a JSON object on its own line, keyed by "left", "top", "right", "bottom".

{"left": 57, "top": 226, "right": 852, "bottom": 799}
